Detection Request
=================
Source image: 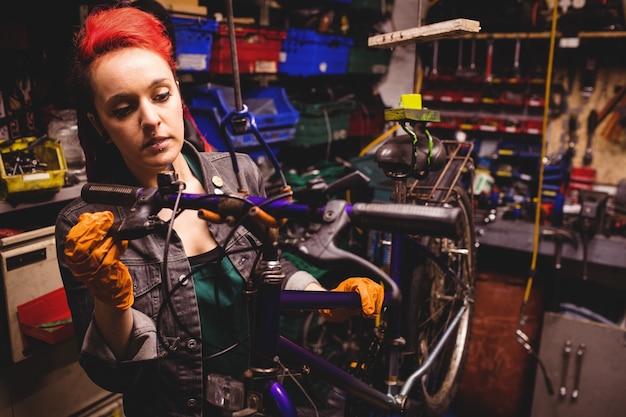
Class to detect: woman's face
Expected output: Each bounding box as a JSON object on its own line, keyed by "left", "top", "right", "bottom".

{"left": 88, "top": 47, "right": 185, "bottom": 184}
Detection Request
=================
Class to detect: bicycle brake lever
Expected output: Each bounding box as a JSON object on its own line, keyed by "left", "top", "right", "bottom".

{"left": 292, "top": 200, "right": 401, "bottom": 304}
{"left": 108, "top": 187, "right": 168, "bottom": 240}
{"left": 109, "top": 216, "right": 168, "bottom": 240}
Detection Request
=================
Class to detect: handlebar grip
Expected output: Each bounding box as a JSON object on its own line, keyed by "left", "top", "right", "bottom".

{"left": 81, "top": 183, "right": 147, "bottom": 206}
{"left": 351, "top": 202, "right": 462, "bottom": 238}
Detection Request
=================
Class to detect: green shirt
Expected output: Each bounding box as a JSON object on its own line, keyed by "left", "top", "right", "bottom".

{"left": 190, "top": 242, "right": 250, "bottom": 379}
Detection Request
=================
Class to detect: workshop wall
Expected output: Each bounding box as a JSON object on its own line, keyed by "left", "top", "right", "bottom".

{"left": 547, "top": 66, "right": 626, "bottom": 185}
{"left": 377, "top": 0, "right": 626, "bottom": 186}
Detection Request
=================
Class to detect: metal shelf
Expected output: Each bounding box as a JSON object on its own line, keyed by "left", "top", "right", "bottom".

{"left": 0, "top": 182, "right": 83, "bottom": 215}
{"left": 459, "top": 30, "right": 626, "bottom": 40}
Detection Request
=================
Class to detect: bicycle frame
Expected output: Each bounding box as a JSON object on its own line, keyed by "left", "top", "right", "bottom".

{"left": 82, "top": 167, "right": 472, "bottom": 416}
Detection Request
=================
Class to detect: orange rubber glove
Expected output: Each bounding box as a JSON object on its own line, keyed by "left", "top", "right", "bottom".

{"left": 320, "top": 277, "right": 384, "bottom": 323}
{"left": 64, "top": 211, "right": 134, "bottom": 310}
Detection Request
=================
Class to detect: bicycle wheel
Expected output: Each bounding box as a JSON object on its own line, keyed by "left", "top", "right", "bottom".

{"left": 400, "top": 185, "right": 475, "bottom": 416}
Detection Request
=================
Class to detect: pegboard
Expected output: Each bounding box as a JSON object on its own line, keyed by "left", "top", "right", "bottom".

{"left": 547, "top": 65, "right": 626, "bottom": 186}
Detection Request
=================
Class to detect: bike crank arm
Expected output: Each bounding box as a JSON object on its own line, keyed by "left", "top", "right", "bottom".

{"left": 399, "top": 304, "right": 468, "bottom": 396}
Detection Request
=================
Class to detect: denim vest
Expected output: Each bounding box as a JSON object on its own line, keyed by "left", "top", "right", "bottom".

{"left": 55, "top": 144, "right": 312, "bottom": 416}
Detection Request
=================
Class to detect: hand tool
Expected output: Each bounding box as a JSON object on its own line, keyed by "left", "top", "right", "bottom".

{"left": 571, "top": 343, "right": 586, "bottom": 400}
{"left": 583, "top": 109, "right": 596, "bottom": 166}
{"left": 577, "top": 189, "right": 608, "bottom": 280}
{"left": 430, "top": 40, "right": 439, "bottom": 79}
{"left": 541, "top": 226, "right": 577, "bottom": 310}
{"left": 581, "top": 57, "right": 596, "bottom": 101}
{"left": 564, "top": 112, "right": 578, "bottom": 157}
{"left": 599, "top": 85, "right": 626, "bottom": 118}
{"left": 469, "top": 37, "right": 477, "bottom": 73}
{"left": 481, "top": 38, "right": 497, "bottom": 103}
{"left": 559, "top": 340, "right": 572, "bottom": 398}
{"left": 541, "top": 226, "right": 578, "bottom": 270}
{"left": 593, "top": 85, "right": 626, "bottom": 141}
{"left": 505, "top": 37, "right": 522, "bottom": 82}
{"left": 455, "top": 38, "right": 464, "bottom": 76}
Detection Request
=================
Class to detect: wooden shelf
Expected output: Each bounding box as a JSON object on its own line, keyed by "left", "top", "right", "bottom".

{"left": 368, "top": 18, "right": 481, "bottom": 48}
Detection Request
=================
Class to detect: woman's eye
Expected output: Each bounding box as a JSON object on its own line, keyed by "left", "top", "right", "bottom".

{"left": 155, "top": 91, "right": 171, "bottom": 102}
{"left": 112, "top": 106, "right": 132, "bottom": 118}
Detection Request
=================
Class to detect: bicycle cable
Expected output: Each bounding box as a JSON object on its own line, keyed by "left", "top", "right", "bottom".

{"left": 153, "top": 188, "right": 301, "bottom": 369}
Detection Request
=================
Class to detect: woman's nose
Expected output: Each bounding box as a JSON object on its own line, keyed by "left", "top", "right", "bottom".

{"left": 139, "top": 102, "right": 160, "bottom": 129}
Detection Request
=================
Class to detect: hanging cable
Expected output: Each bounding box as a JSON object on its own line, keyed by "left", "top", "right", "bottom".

{"left": 515, "top": 2, "right": 559, "bottom": 397}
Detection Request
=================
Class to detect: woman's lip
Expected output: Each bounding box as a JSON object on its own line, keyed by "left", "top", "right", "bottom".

{"left": 144, "top": 137, "right": 169, "bottom": 149}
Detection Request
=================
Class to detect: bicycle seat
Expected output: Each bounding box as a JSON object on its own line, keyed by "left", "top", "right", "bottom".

{"left": 374, "top": 133, "right": 447, "bottom": 178}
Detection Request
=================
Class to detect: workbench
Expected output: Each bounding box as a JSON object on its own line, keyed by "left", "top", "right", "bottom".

{"left": 476, "top": 217, "right": 626, "bottom": 291}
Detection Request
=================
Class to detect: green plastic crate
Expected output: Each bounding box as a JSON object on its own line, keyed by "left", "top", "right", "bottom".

{"left": 347, "top": 46, "right": 391, "bottom": 75}
{"left": 291, "top": 100, "right": 356, "bottom": 147}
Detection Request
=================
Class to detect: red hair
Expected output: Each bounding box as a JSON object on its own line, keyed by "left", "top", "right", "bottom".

{"left": 78, "top": 6, "right": 175, "bottom": 71}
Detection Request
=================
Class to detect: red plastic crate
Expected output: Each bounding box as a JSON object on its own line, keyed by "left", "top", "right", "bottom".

{"left": 17, "top": 287, "right": 74, "bottom": 344}
{"left": 348, "top": 102, "right": 385, "bottom": 139}
{"left": 209, "top": 24, "right": 286, "bottom": 74}
{"left": 569, "top": 167, "right": 596, "bottom": 191}
{"left": 524, "top": 119, "right": 543, "bottom": 135}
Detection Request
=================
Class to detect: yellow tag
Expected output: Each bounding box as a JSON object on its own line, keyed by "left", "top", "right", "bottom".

{"left": 400, "top": 94, "right": 422, "bottom": 110}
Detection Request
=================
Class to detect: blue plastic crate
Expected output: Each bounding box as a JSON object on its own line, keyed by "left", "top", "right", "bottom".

{"left": 187, "top": 84, "right": 299, "bottom": 151}
{"left": 171, "top": 16, "right": 219, "bottom": 72}
{"left": 279, "top": 28, "right": 353, "bottom": 76}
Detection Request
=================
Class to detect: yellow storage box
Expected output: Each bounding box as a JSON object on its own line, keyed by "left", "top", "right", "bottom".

{"left": 0, "top": 136, "right": 67, "bottom": 200}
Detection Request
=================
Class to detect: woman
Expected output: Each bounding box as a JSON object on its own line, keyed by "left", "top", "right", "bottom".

{"left": 55, "top": 5, "right": 383, "bottom": 416}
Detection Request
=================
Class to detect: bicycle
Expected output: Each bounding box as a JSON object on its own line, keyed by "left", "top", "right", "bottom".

{"left": 283, "top": 96, "right": 477, "bottom": 417}
{"left": 79, "top": 92, "right": 476, "bottom": 417}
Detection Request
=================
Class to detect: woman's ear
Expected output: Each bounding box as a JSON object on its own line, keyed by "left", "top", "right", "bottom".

{"left": 87, "top": 112, "right": 111, "bottom": 144}
{"left": 87, "top": 112, "right": 103, "bottom": 135}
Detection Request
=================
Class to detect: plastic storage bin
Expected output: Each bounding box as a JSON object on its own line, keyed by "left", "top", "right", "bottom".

{"left": 279, "top": 28, "right": 354, "bottom": 76}
{"left": 290, "top": 99, "right": 355, "bottom": 147}
{"left": 348, "top": 97, "right": 386, "bottom": 139}
{"left": 349, "top": 153, "right": 394, "bottom": 202}
{"left": 187, "top": 84, "right": 299, "bottom": 151}
{"left": 347, "top": 45, "right": 391, "bottom": 75}
{"left": 0, "top": 136, "right": 67, "bottom": 200}
{"left": 171, "top": 16, "right": 219, "bottom": 72}
{"left": 209, "top": 24, "right": 286, "bottom": 74}
{"left": 17, "top": 287, "right": 74, "bottom": 344}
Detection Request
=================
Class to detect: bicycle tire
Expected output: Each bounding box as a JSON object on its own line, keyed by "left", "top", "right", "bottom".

{"left": 401, "top": 184, "right": 475, "bottom": 416}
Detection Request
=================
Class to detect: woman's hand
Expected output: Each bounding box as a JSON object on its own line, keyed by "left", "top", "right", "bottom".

{"left": 319, "top": 277, "right": 384, "bottom": 323}
{"left": 64, "top": 211, "right": 134, "bottom": 310}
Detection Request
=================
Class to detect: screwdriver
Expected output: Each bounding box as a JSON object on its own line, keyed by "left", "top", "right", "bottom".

{"left": 583, "top": 110, "right": 597, "bottom": 166}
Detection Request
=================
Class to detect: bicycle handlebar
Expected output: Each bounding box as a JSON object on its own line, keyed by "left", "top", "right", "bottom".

{"left": 82, "top": 181, "right": 463, "bottom": 304}
{"left": 81, "top": 183, "right": 463, "bottom": 239}
{"left": 351, "top": 201, "right": 462, "bottom": 238}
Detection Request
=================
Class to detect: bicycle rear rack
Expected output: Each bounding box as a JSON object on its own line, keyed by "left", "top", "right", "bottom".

{"left": 406, "top": 140, "right": 475, "bottom": 206}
